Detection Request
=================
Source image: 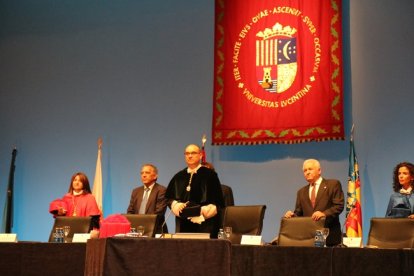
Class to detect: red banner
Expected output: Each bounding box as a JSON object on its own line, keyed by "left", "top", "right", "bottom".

{"left": 213, "top": 0, "right": 343, "bottom": 145}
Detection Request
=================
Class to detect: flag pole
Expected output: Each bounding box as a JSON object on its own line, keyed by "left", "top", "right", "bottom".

{"left": 201, "top": 134, "right": 207, "bottom": 164}
{"left": 350, "top": 123, "right": 355, "bottom": 141}
{"left": 3, "top": 147, "right": 17, "bottom": 233}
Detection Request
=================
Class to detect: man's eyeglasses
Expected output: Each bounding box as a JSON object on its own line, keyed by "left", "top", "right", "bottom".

{"left": 184, "top": 151, "right": 200, "bottom": 156}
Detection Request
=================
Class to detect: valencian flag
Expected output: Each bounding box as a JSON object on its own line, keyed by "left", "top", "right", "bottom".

{"left": 346, "top": 129, "right": 363, "bottom": 238}
{"left": 213, "top": 0, "right": 343, "bottom": 144}
{"left": 92, "top": 138, "right": 103, "bottom": 219}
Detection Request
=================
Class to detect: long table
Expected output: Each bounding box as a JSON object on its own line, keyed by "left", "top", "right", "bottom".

{"left": 0, "top": 242, "right": 86, "bottom": 276}
{"left": 85, "top": 238, "right": 232, "bottom": 276}
{"left": 0, "top": 240, "right": 413, "bottom": 276}
{"left": 232, "top": 245, "right": 414, "bottom": 276}
{"left": 86, "top": 238, "right": 414, "bottom": 276}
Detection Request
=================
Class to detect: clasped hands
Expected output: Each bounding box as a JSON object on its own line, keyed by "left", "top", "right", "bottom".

{"left": 57, "top": 206, "right": 67, "bottom": 216}
{"left": 171, "top": 200, "right": 188, "bottom": 217}
{"left": 284, "top": 210, "right": 326, "bottom": 221}
{"left": 171, "top": 201, "right": 217, "bottom": 224}
{"left": 189, "top": 205, "right": 217, "bottom": 224}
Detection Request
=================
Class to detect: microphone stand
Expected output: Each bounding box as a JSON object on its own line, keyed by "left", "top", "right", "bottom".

{"left": 336, "top": 204, "right": 355, "bottom": 248}
{"left": 159, "top": 201, "right": 189, "bottom": 238}
{"left": 159, "top": 208, "right": 173, "bottom": 238}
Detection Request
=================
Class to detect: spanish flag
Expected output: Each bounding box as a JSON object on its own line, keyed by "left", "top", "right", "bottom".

{"left": 92, "top": 138, "right": 103, "bottom": 219}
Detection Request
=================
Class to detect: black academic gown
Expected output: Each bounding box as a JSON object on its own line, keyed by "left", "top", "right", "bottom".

{"left": 165, "top": 166, "right": 224, "bottom": 238}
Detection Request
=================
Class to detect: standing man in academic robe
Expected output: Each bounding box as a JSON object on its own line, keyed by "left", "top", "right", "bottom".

{"left": 284, "top": 159, "right": 345, "bottom": 246}
{"left": 166, "top": 144, "right": 224, "bottom": 238}
{"left": 127, "top": 163, "right": 168, "bottom": 234}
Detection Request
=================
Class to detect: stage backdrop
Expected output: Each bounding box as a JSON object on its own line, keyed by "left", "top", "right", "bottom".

{"left": 213, "top": 0, "right": 343, "bottom": 145}
{"left": 1, "top": 0, "right": 414, "bottom": 244}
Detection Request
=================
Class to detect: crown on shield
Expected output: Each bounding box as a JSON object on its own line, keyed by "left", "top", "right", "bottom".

{"left": 256, "top": 23, "right": 297, "bottom": 40}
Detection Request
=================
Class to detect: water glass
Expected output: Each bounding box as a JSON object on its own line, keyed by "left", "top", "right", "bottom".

{"left": 322, "top": 228, "right": 330, "bottom": 247}
{"left": 224, "top": 226, "right": 232, "bottom": 240}
{"left": 54, "top": 227, "right": 64, "bottom": 243}
{"left": 137, "top": 225, "right": 145, "bottom": 237}
{"left": 63, "top": 226, "right": 71, "bottom": 243}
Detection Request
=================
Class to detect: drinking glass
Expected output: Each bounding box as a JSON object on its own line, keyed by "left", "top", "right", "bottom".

{"left": 54, "top": 227, "right": 64, "bottom": 243}
{"left": 63, "top": 226, "right": 70, "bottom": 243}
{"left": 137, "top": 225, "right": 145, "bottom": 237}
{"left": 322, "top": 228, "right": 330, "bottom": 247}
{"left": 224, "top": 226, "right": 232, "bottom": 240}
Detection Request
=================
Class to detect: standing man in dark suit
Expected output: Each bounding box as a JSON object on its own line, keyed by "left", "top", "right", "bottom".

{"left": 284, "top": 159, "right": 344, "bottom": 246}
{"left": 127, "top": 163, "right": 168, "bottom": 233}
{"left": 166, "top": 144, "right": 224, "bottom": 238}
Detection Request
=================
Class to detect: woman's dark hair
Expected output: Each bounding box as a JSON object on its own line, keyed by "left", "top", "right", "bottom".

{"left": 392, "top": 162, "right": 414, "bottom": 192}
{"left": 68, "top": 172, "right": 92, "bottom": 194}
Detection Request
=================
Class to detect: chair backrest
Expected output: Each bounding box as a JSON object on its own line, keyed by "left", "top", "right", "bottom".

{"left": 48, "top": 216, "right": 92, "bottom": 242}
{"left": 278, "top": 217, "right": 325, "bottom": 246}
{"left": 221, "top": 184, "right": 235, "bottom": 207}
{"left": 367, "top": 217, "right": 414, "bottom": 248}
{"left": 122, "top": 214, "right": 161, "bottom": 237}
{"left": 222, "top": 205, "right": 266, "bottom": 244}
{"left": 219, "top": 184, "right": 235, "bottom": 228}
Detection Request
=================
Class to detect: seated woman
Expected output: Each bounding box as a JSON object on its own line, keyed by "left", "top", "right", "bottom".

{"left": 385, "top": 162, "right": 414, "bottom": 218}
{"left": 49, "top": 172, "right": 101, "bottom": 234}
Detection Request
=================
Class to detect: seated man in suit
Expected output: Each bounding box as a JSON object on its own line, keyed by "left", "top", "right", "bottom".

{"left": 284, "top": 159, "right": 344, "bottom": 246}
{"left": 127, "top": 163, "right": 168, "bottom": 234}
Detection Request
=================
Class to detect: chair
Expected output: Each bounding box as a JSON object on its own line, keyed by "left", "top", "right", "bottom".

{"left": 122, "top": 214, "right": 161, "bottom": 237}
{"left": 222, "top": 205, "right": 266, "bottom": 244}
{"left": 221, "top": 184, "right": 235, "bottom": 207}
{"left": 48, "top": 216, "right": 92, "bottom": 242}
{"left": 219, "top": 184, "right": 235, "bottom": 228}
{"left": 277, "top": 217, "right": 325, "bottom": 246}
{"left": 367, "top": 217, "right": 414, "bottom": 248}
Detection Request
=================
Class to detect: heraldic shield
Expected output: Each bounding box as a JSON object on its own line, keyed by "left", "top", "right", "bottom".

{"left": 256, "top": 23, "right": 297, "bottom": 94}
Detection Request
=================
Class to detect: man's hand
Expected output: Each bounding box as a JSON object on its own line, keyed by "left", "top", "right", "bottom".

{"left": 284, "top": 210, "right": 295, "bottom": 218}
{"left": 189, "top": 216, "right": 205, "bottom": 224}
{"left": 171, "top": 201, "right": 188, "bottom": 217}
{"left": 311, "top": 211, "right": 326, "bottom": 220}
{"left": 201, "top": 204, "right": 217, "bottom": 219}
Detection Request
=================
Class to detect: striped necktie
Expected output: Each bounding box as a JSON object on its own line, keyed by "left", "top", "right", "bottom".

{"left": 139, "top": 188, "right": 150, "bottom": 214}
{"left": 310, "top": 183, "right": 316, "bottom": 208}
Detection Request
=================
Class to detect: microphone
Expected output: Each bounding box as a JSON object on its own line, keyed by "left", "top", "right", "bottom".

{"left": 159, "top": 201, "right": 190, "bottom": 238}
{"left": 159, "top": 208, "right": 173, "bottom": 238}
{"left": 336, "top": 203, "right": 355, "bottom": 247}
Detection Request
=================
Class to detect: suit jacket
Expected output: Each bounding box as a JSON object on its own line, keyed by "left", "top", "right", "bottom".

{"left": 385, "top": 192, "right": 414, "bottom": 218}
{"left": 294, "top": 178, "right": 344, "bottom": 246}
{"left": 127, "top": 183, "right": 168, "bottom": 233}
